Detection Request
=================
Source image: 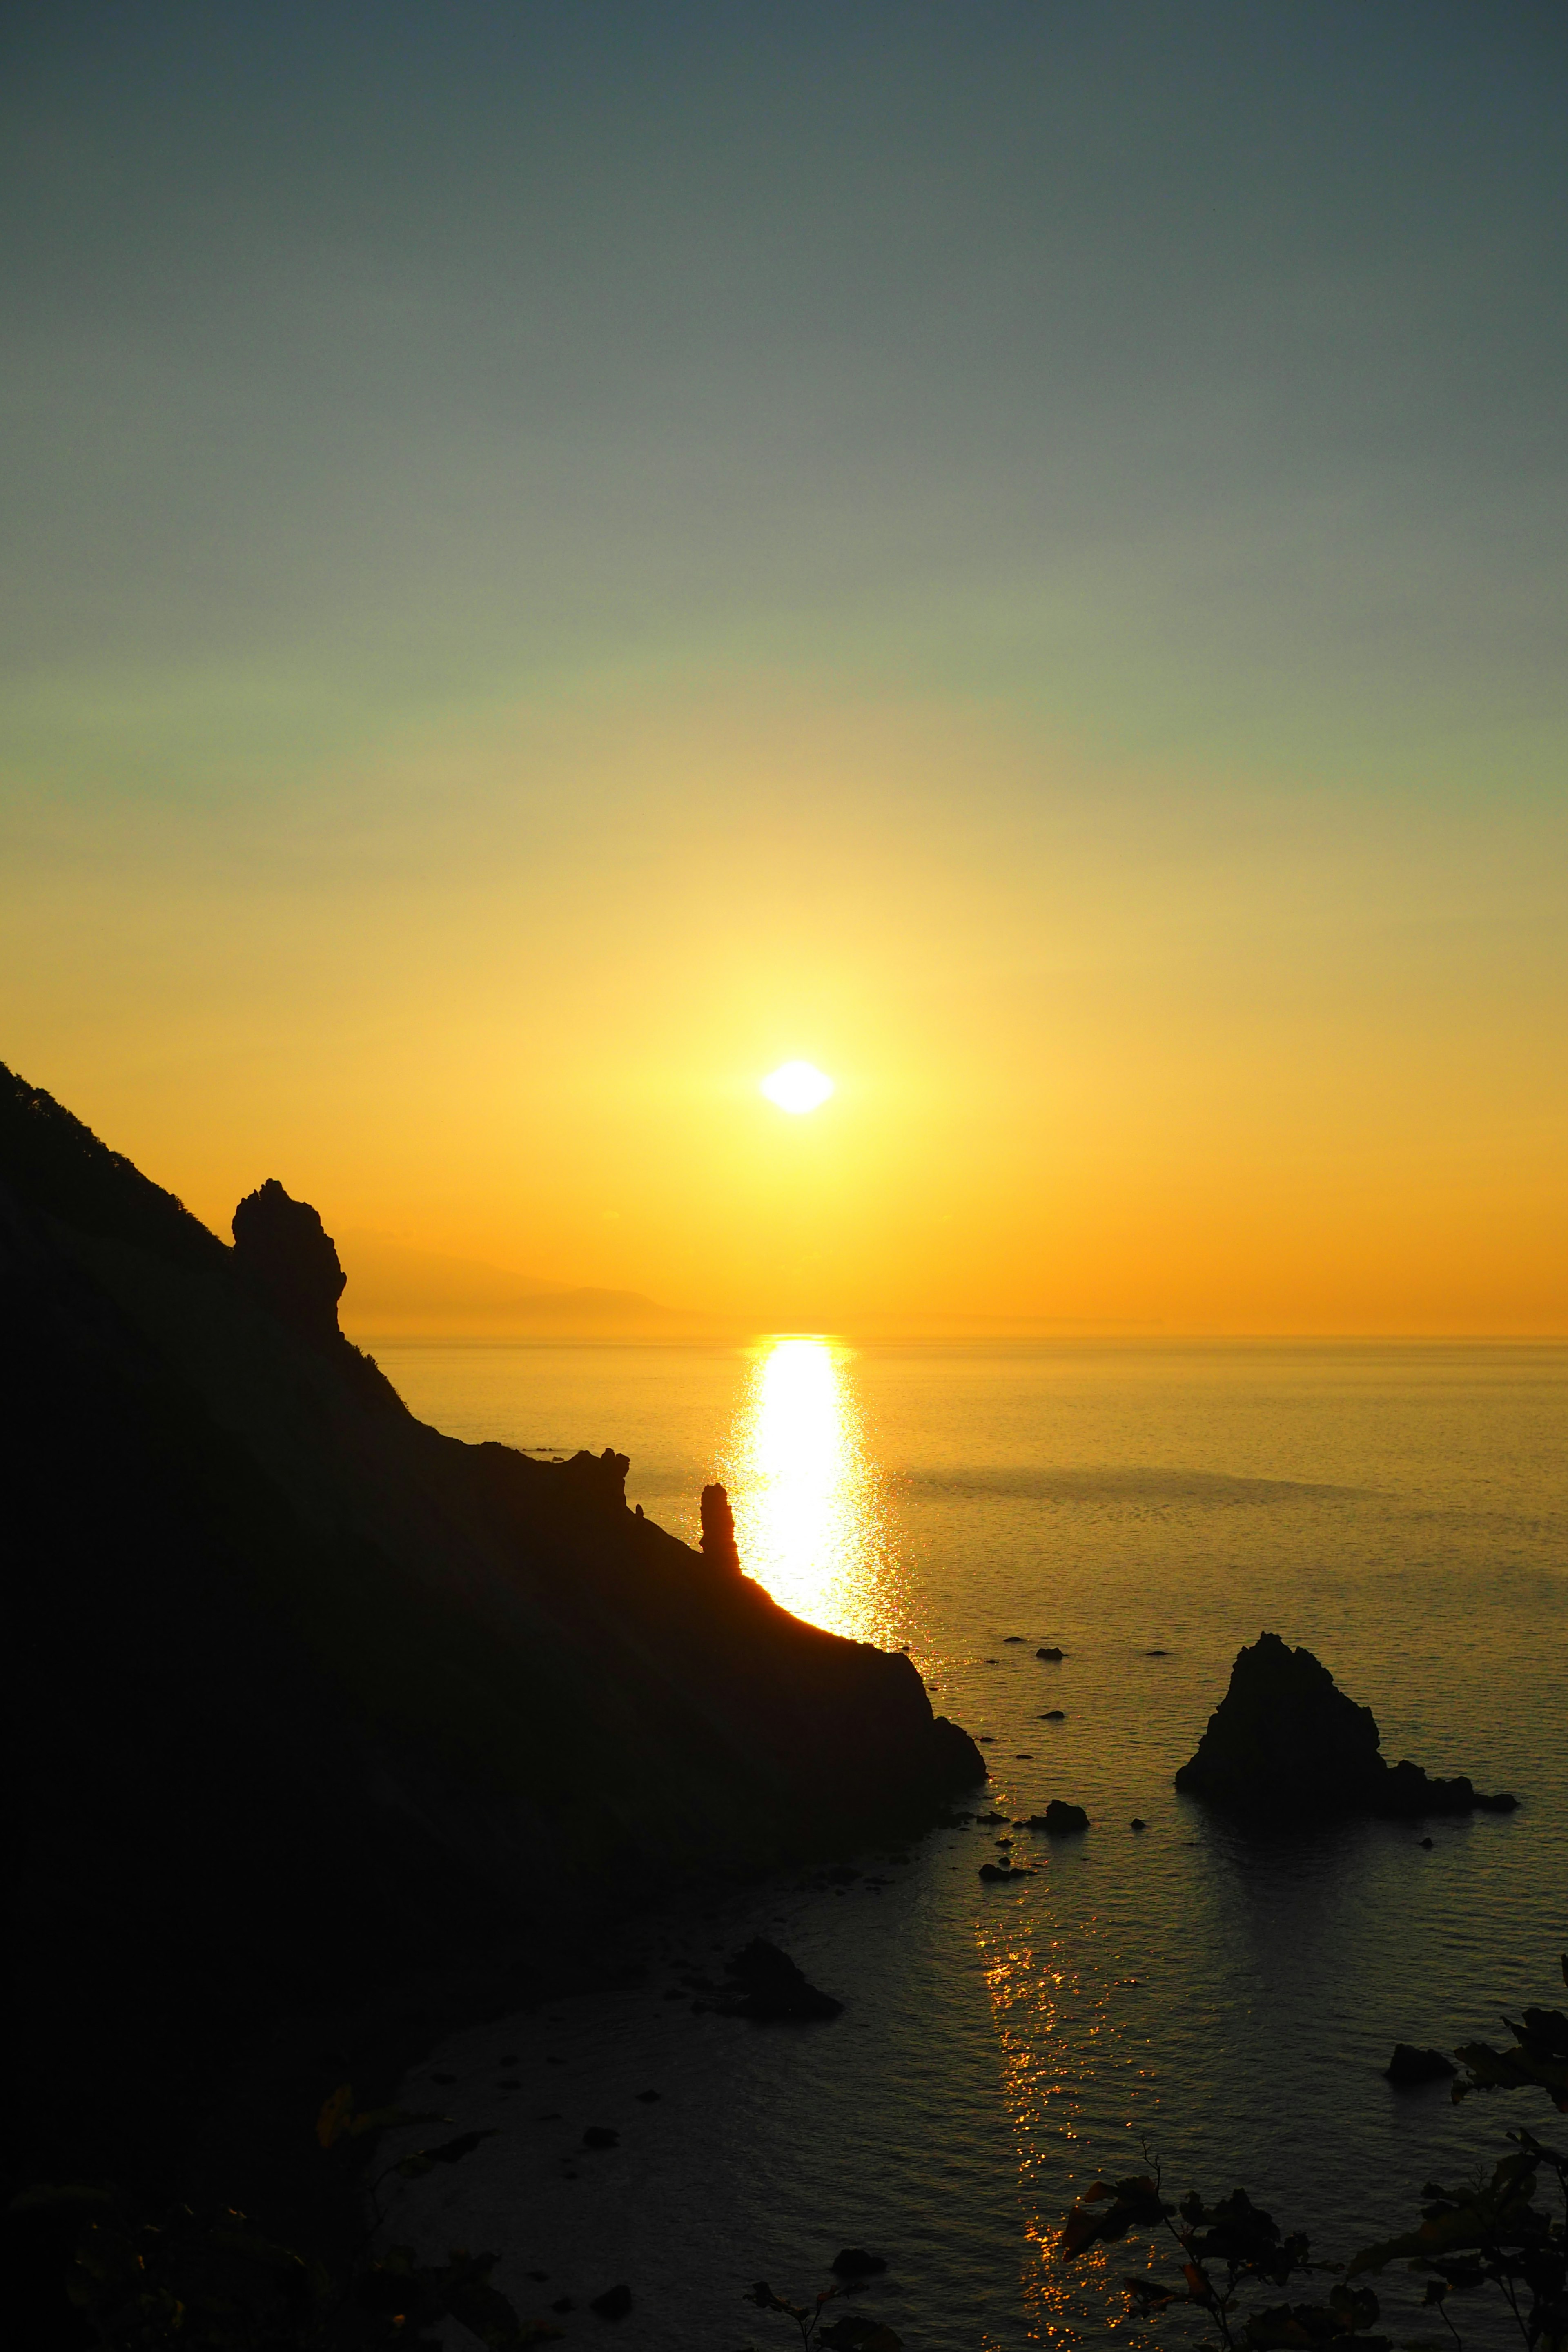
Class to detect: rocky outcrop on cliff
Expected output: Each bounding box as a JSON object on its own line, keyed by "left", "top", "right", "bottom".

{"left": 0, "top": 1059, "right": 983, "bottom": 2199}
{"left": 1174, "top": 1633, "right": 1517, "bottom": 1822}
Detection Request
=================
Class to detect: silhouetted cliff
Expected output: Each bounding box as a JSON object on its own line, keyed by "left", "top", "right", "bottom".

{"left": 0, "top": 1063, "right": 982, "bottom": 2203}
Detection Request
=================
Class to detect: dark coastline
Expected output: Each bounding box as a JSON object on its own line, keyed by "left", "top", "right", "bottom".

{"left": 0, "top": 1063, "right": 984, "bottom": 2328}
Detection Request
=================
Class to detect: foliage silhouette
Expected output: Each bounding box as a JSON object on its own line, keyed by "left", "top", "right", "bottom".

{"left": 1057, "top": 1959, "right": 1568, "bottom": 2352}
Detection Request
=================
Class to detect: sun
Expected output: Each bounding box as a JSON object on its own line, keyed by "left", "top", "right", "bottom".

{"left": 760, "top": 1060, "right": 835, "bottom": 1114}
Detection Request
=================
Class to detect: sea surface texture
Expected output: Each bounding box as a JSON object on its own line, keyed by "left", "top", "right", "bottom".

{"left": 371, "top": 1340, "right": 1567, "bottom": 2352}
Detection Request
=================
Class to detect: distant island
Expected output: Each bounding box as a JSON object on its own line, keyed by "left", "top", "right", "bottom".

{"left": 0, "top": 1060, "right": 983, "bottom": 2216}
{"left": 334, "top": 1227, "right": 717, "bottom": 1339}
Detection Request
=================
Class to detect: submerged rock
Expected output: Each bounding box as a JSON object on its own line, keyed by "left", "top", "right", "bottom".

{"left": 979, "top": 1860, "right": 1035, "bottom": 1880}
{"left": 1036, "top": 1646, "right": 1065, "bottom": 1661}
{"left": 1174, "top": 1634, "right": 1518, "bottom": 1822}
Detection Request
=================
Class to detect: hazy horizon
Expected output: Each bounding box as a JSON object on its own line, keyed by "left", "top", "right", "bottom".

{"left": 4, "top": 2, "right": 1564, "bottom": 1335}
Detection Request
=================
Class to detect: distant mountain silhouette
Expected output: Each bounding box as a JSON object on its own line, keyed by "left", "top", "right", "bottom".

{"left": 335, "top": 1229, "right": 709, "bottom": 1336}
{"left": 0, "top": 1060, "right": 982, "bottom": 2209}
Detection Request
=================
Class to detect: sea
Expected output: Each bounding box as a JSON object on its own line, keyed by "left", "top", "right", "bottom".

{"left": 368, "top": 1338, "right": 1568, "bottom": 2352}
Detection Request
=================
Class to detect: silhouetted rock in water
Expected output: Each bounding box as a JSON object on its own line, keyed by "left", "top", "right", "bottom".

{"left": 700, "top": 1479, "right": 740, "bottom": 1572}
{"left": 1003, "top": 1634, "right": 1025, "bottom": 1643}
{"left": 979, "top": 1860, "right": 1034, "bottom": 1880}
{"left": 1025, "top": 1801, "right": 1089, "bottom": 1832}
{"left": 1037, "top": 1645, "right": 1065, "bottom": 1660}
{"left": 0, "top": 1059, "right": 981, "bottom": 2206}
{"left": 1130, "top": 1817, "right": 1147, "bottom": 1831}
{"left": 831, "top": 2249, "right": 889, "bottom": 2280}
{"left": 719, "top": 1938, "right": 842, "bottom": 2021}
{"left": 1384, "top": 2044, "right": 1457, "bottom": 2086}
{"left": 582, "top": 2125, "right": 619, "bottom": 2147}
{"left": 589, "top": 2285, "right": 633, "bottom": 2321}
{"left": 1043, "top": 1708, "right": 1066, "bottom": 1721}
{"left": 1174, "top": 1634, "right": 1518, "bottom": 1822}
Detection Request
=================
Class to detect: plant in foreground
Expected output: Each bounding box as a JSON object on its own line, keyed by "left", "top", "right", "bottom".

{"left": 1059, "top": 1958, "right": 1568, "bottom": 2352}
{"left": 742, "top": 2279, "right": 902, "bottom": 2352}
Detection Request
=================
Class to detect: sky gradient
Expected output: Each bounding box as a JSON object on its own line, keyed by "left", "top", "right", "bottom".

{"left": 3, "top": 0, "right": 1565, "bottom": 1332}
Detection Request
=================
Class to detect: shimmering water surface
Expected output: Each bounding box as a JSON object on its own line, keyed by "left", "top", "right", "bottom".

{"left": 373, "top": 1340, "right": 1567, "bottom": 2352}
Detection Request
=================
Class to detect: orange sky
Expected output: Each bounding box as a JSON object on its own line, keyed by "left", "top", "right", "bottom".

{"left": 6, "top": 679, "right": 1564, "bottom": 1334}
{"left": 3, "top": 7, "right": 1565, "bottom": 1334}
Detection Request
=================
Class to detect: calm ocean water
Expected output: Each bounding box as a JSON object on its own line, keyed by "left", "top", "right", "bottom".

{"left": 370, "top": 1340, "right": 1567, "bottom": 2352}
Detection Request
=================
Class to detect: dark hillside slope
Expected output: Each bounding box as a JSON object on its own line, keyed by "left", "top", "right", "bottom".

{"left": 0, "top": 1065, "right": 982, "bottom": 2199}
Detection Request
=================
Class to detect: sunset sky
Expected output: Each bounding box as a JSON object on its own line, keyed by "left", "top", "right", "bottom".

{"left": 3, "top": 1, "right": 1565, "bottom": 1333}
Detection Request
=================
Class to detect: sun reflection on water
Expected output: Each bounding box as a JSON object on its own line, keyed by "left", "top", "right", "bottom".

{"left": 719, "top": 1335, "right": 905, "bottom": 1646}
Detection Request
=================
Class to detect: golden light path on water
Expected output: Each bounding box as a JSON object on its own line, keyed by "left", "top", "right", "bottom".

{"left": 717, "top": 1335, "right": 1136, "bottom": 2346}
{"left": 717, "top": 1334, "right": 907, "bottom": 1649}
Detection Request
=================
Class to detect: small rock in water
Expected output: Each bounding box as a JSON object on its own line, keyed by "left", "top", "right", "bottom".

{"left": 1419, "top": 1836, "right": 1434, "bottom": 1849}
{"left": 1043, "top": 1709, "right": 1066, "bottom": 1722}
{"left": 635, "top": 2089, "right": 662, "bottom": 2103}
{"left": 719, "top": 1937, "right": 843, "bottom": 2022}
{"left": 1036, "top": 1646, "right": 1065, "bottom": 1661}
{"left": 1025, "top": 1800, "right": 1089, "bottom": 1833}
{"left": 583, "top": 2125, "right": 620, "bottom": 2148}
{"left": 979, "top": 1860, "right": 1034, "bottom": 1880}
{"left": 1130, "top": 1817, "right": 1147, "bottom": 1831}
{"left": 978, "top": 1735, "right": 995, "bottom": 1744}
{"left": 831, "top": 2248, "right": 889, "bottom": 2279}
{"left": 1147, "top": 1648, "right": 1168, "bottom": 1657}
{"left": 590, "top": 2283, "right": 633, "bottom": 2320}
{"left": 1014, "top": 1751, "right": 1035, "bottom": 1760}
{"left": 1384, "top": 2043, "right": 1457, "bottom": 2085}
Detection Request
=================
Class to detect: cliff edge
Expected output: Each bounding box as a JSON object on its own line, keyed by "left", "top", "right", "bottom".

{"left": 0, "top": 1062, "right": 982, "bottom": 2201}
